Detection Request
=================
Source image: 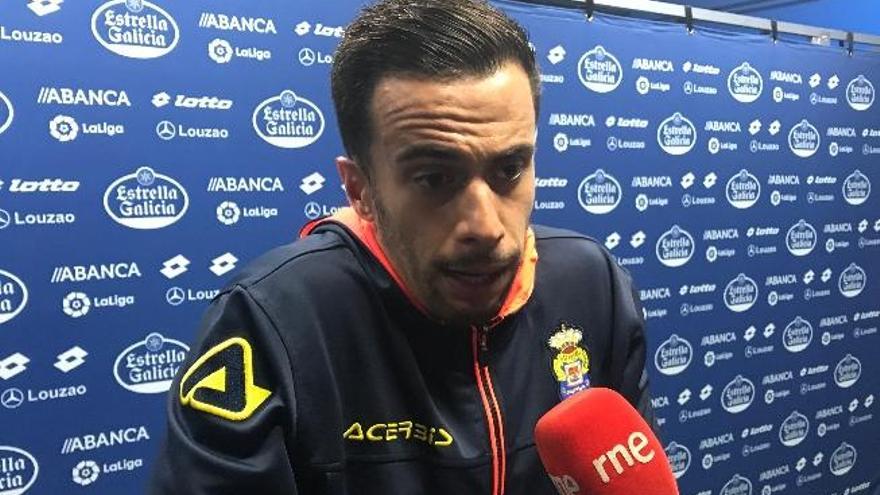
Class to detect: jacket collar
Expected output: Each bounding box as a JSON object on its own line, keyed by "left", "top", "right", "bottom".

{"left": 300, "top": 207, "right": 537, "bottom": 324}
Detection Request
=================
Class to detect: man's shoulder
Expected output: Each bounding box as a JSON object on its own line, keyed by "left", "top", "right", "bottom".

{"left": 533, "top": 224, "right": 608, "bottom": 261}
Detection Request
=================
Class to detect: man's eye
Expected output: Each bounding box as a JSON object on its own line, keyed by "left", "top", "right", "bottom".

{"left": 413, "top": 172, "right": 454, "bottom": 190}
{"left": 497, "top": 162, "right": 525, "bottom": 182}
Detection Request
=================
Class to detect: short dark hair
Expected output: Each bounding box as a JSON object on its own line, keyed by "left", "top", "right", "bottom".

{"left": 331, "top": 0, "right": 540, "bottom": 166}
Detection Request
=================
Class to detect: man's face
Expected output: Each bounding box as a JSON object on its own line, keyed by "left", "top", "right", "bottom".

{"left": 361, "top": 62, "right": 536, "bottom": 326}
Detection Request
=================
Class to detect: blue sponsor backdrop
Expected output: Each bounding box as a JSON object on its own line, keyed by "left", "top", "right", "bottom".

{"left": 0, "top": 0, "right": 878, "bottom": 493}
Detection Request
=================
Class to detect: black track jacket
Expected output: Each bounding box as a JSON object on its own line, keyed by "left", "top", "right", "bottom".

{"left": 149, "top": 208, "right": 655, "bottom": 494}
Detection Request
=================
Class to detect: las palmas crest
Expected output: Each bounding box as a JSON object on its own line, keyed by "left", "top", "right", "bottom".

{"left": 549, "top": 323, "right": 590, "bottom": 399}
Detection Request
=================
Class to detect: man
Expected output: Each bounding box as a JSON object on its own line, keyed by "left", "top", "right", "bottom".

{"left": 150, "top": 0, "right": 654, "bottom": 493}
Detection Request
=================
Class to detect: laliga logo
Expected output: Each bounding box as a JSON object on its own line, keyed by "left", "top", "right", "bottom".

{"left": 664, "top": 441, "right": 691, "bottom": 479}
{"left": 725, "top": 169, "right": 760, "bottom": 209}
{"left": 727, "top": 62, "right": 763, "bottom": 103}
{"left": 721, "top": 375, "right": 755, "bottom": 414}
{"left": 720, "top": 474, "right": 752, "bottom": 495}
{"left": 577, "top": 45, "right": 622, "bottom": 93}
{"left": 0, "top": 90, "right": 13, "bottom": 136}
{"left": 252, "top": 90, "right": 325, "bottom": 149}
{"left": 787, "top": 119, "right": 820, "bottom": 158}
{"left": 782, "top": 316, "right": 812, "bottom": 353}
{"left": 842, "top": 170, "right": 871, "bottom": 206}
{"left": 656, "top": 112, "right": 696, "bottom": 155}
{"left": 91, "top": 0, "right": 180, "bottom": 59}
{"left": 577, "top": 169, "right": 621, "bottom": 214}
{"left": 654, "top": 334, "right": 692, "bottom": 376}
{"left": 0, "top": 445, "right": 39, "bottom": 494}
{"left": 104, "top": 167, "right": 188, "bottom": 229}
{"left": 655, "top": 225, "right": 694, "bottom": 268}
{"left": 829, "top": 442, "right": 857, "bottom": 476}
{"left": 723, "top": 273, "right": 758, "bottom": 313}
{"left": 114, "top": 332, "right": 189, "bottom": 393}
{"left": 846, "top": 75, "right": 874, "bottom": 111}
{"left": 785, "top": 219, "right": 817, "bottom": 256}
{"left": 0, "top": 269, "right": 28, "bottom": 325}
{"left": 779, "top": 411, "right": 809, "bottom": 447}
{"left": 838, "top": 263, "right": 866, "bottom": 298}
{"left": 834, "top": 354, "right": 862, "bottom": 388}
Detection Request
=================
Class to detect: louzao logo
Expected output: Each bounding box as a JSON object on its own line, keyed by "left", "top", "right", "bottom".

{"left": 829, "top": 442, "right": 857, "bottom": 476}
{"left": 103, "top": 166, "right": 188, "bottom": 229}
{"left": 577, "top": 169, "right": 621, "bottom": 214}
{"left": 91, "top": 0, "right": 179, "bottom": 59}
{"left": 785, "top": 219, "right": 817, "bottom": 256}
{"left": 842, "top": 170, "right": 870, "bottom": 206}
{"left": 577, "top": 45, "right": 622, "bottom": 93}
{"left": 838, "top": 263, "right": 866, "bottom": 298}
{"left": 655, "top": 225, "right": 694, "bottom": 268}
{"left": 654, "top": 334, "right": 692, "bottom": 376}
{"left": 0, "top": 90, "right": 13, "bottom": 136}
{"left": 846, "top": 75, "right": 874, "bottom": 111}
{"left": 114, "top": 332, "right": 188, "bottom": 393}
{"left": 833, "top": 354, "right": 861, "bottom": 388}
{"left": 0, "top": 270, "right": 28, "bottom": 325}
{"left": 778, "top": 410, "right": 809, "bottom": 447}
{"left": 788, "top": 119, "right": 820, "bottom": 158}
{"left": 725, "top": 169, "right": 760, "bottom": 209}
{"left": 252, "top": 90, "right": 324, "bottom": 149}
{"left": 664, "top": 441, "right": 690, "bottom": 479}
{"left": 720, "top": 474, "right": 752, "bottom": 495}
{"left": 0, "top": 445, "right": 38, "bottom": 494}
{"left": 782, "top": 316, "right": 812, "bottom": 353}
{"left": 721, "top": 375, "right": 755, "bottom": 414}
{"left": 179, "top": 337, "right": 271, "bottom": 421}
{"left": 727, "top": 62, "right": 763, "bottom": 103}
{"left": 656, "top": 112, "right": 696, "bottom": 155}
{"left": 724, "top": 274, "right": 758, "bottom": 313}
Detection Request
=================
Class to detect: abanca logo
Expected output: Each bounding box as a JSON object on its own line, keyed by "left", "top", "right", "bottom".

{"left": 91, "top": 0, "right": 179, "bottom": 59}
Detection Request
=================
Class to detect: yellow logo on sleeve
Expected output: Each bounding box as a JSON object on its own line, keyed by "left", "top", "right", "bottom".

{"left": 179, "top": 337, "right": 272, "bottom": 421}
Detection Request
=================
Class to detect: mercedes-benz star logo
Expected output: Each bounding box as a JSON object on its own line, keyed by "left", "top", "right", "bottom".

{"left": 304, "top": 202, "right": 321, "bottom": 220}
{"left": 156, "top": 120, "right": 176, "bottom": 140}
{"left": 0, "top": 208, "right": 10, "bottom": 229}
{"left": 298, "top": 48, "right": 316, "bottom": 66}
{"left": 1, "top": 388, "right": 24, "bottom": 409}
{"left": 165, "top": 287, "right": 185, "bottom": 306}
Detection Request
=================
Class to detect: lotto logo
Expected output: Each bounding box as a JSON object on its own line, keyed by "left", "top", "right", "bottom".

{"left": 160, "top": 255, "right": 190, "bottom": 279}
{"left": 27, "top": 0, "right": 63, "bottom": 16}
{"left": 299, "top": 172, "right": 325, "bottom": 195}
{"left": 54, "top": 346, "right": 87, "bottom": 373}
{"left": 0, "top": 353, "right": 29, "bottom": 380}
{"left": 209, "top": 252, "right": 238, "bottom": 276}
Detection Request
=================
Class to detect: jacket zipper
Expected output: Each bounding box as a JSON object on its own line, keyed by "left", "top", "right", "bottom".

{"left": 472, "top": 324, "right": 506, "bottom": 495}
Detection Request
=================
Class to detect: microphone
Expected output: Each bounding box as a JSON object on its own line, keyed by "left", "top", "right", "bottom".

{"left": 534, "top": 388, "right": 679, "bottom": 495}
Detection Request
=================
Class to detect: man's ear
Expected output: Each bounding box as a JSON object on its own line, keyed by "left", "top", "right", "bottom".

{"left": 336, "top": 156, "right": 375, "bottom": 222}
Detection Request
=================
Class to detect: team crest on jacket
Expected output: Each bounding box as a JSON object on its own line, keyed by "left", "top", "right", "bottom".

{"left": 549, "top": 323, "right": 590, "bottom": 399}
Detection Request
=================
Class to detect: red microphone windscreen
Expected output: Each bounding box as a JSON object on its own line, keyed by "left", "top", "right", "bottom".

{"left": 534, "top": 388, "right": 679, "bottom": 495}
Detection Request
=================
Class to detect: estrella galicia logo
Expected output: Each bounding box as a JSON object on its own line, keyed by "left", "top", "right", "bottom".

{"left": 727, "top": 62, "right": 762, "bottom": 103}
{"left": 725, "top": 169, "right": 760, "bottom": 209}
{"left": 252, "top": 90, "right": 325, "bottom": 149}
{"left": 779, "top": 410, "right": 809, "bottom": 447}
{"left": 782, "top": 316, "right": 812, "bottom": 353}
{"left": 91, "top": 0, "right": 180, "bottom": 59}
{"left": 846, "top": 75, "right": 874, "bottom": 111}
{"left": 656, "top": 112, "right": 696, "bottom": 155}
{"left": 0, "top": 445, "right": 38, "bottom": 494}
{"left": 577, "top": 169, "right": 621, "bottom": 214}
{"left": 0, "top": 90, "right": 13, "bottom": 136}
{"left": 785, "top": 219, "right": 817, "bottom": 256}
{"left": 787, "top": 119, "right": 820, "bottom": 158}
{"left": 842, "top": 170, "right": 871, "bottom": 205}
{"left": 654, "top": 334, "right": 692, "bottom": 376}
{"left": 829, "top": 442, "right": 857, "bottom": 476}
{"left": 0, "top": 270, "right": 28, "bottom": 325}
{"left": 723, "top": 273, "right": 758, "bottom": 313}
{"left": 577, "top": 45, "right": 622, "bottom": 93}
{"left": 834, "top": 354, "right": 862, "bottom": 388}
{"left": 103, "top": 167, "right": 189, "bottom": 229}
{"left": 838, "top": 263, "right": 866, "bottom": 298}
{"left": 114, "top": 332, "right": 189, "bottom": 393}
{"left": 720, "top": 474, "right": 752, "bottom": 495}
{"left": 664, "top": 442, "right": 691, "bottom": 479}
{"left": 721, "top": 375, "right": 755, "bottom": 414}
{"left": 655, "top": 225, "right": 694, "bottom": 268}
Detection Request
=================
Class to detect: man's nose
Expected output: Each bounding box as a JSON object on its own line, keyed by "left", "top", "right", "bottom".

{"left": 455, "top": 179, "right": 505, "bottom": 248}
